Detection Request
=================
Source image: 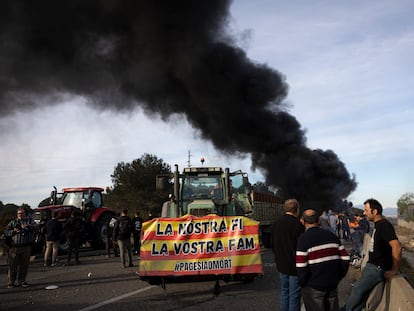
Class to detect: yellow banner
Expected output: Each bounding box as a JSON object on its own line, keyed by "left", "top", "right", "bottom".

{"left": 139, "top": 214, "right": 263, "bottom": 277}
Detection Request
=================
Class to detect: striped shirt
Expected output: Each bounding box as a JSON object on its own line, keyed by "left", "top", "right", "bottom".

{"left": 296, "top": 226, "right": 350, "bottom": 291}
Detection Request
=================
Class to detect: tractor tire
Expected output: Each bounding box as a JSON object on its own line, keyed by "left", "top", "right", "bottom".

{"left": 59, "top": 236, "right": 70, "bottom": 254}
{"left": 33, "top": 233, "right": 45, "bottom": 256}
{"left": 92, "top": 212, "right": 114, "bottom": 249}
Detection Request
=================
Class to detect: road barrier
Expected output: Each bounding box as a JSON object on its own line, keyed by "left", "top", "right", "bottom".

{"left": 374, "top": 274, "right": 414, "bottom": 310}
{"left": 359, "top": 234, "right": 414, "bottom": 310}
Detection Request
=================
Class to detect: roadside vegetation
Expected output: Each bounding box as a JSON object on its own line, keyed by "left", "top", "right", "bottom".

{"left": 395, "top": 225, "right": 414, "bottom": 288}
{"left": 397, "top": 193, "right": 414, "bottom": 222}
{"left": 0, "top": 202, "right": 31, "bottom": 233}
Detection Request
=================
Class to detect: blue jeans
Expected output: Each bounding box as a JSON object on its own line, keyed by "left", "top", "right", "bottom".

{"left": 345, "top": 263, "right": 384, "bottom": 311}
{"left": 279, "top": 273, "right": 301, "bottom": 311}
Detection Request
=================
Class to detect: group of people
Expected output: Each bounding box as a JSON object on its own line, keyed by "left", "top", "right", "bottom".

{"left": 4, "top": 207, "right": 144, "bottom": 288}
{"left": 319, "top": 211, "right": 357, "bottom": 238}
{"left": 319, "top": 209, "right": 370, "bottom": 258}
{"left": 43, "top": 209, "right": 85, "bottom": 267}
{"left": 3, "top": 207, "right": 87, "bottom": 288}
{"left": 272, "top": 198, "right": 402, "bottom": 311}
{"left": 105, "top": 209, "right": 143, "bottom": 268}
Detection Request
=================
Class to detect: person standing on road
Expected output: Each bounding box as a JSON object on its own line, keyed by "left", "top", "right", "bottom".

{"left": 43, "top": 210, "right": 63, "bottom": 267}
{"left": 4, "top": 207, "right": 38, "bottom": 288}
{"left": 132, "top": 211, "right": 143, "bottom": 256}
{"left": 105, "top": 214, "right": 119, "bottom": 258}
{"left": 343, "top": 198, "right": 402, "bottom": 311}
{"left": 296, "top": 209, "right": 350, "bottom": 311}
{"left": 114, "top": 209, "right": 133, "bottom": 268}
{"left": 64, "top": 209, "right": 85, "bottom": 266}
{"left": 339, "top": 212, "right": 350, "bottom": 241}
{"left": 161, "top": 194, "right": 179, "bottom": 217}
{"left": 329, "top": 211, "right": 339, "bottom": 236}
{"left": 271, "top": 198, "right": 305, "bottom": 311}
{"left": 351, "top": 214, "right": 367, "bottom": 256}
{"left": 319, "top": 211, "right": 330, "bottom": 231}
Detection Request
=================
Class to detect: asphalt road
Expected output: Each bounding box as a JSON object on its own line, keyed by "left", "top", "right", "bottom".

{"left": 0, "top": 247, "right": 353, "bottom": 311}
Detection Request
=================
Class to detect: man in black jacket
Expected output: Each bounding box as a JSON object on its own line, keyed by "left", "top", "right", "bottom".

{"left": 114, "top": 209, "right": 133, "bottom": 268}
{"left": 64, "top": 209, "right": 85, "bottom": 266}
{"left": 272, "top": 198, "right": 305, "bottom": 311}
{"left": 43, "top": 210, "right": 63, "bottom": 266}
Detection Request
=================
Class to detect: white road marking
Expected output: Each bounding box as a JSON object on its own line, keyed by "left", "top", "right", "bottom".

{"left": 78, "top": 285, "right": 156, "bottom": 311}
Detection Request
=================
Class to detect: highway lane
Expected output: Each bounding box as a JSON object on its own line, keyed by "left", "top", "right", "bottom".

{"left": 0, "top": 247, "right": 352, "bottom": 311}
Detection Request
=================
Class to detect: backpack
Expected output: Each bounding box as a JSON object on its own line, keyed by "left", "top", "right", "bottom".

{"left": 118, "top": 217, "right": 132, "bottom": 240}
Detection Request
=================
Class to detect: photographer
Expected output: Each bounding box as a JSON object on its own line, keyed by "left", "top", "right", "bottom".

{"left": 4, "top": 208, "right": 38, "bottom": 288}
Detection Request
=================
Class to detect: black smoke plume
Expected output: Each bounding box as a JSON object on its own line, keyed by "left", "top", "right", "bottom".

{"left": 0, "top": 0, "right": 356, "bottom": 210}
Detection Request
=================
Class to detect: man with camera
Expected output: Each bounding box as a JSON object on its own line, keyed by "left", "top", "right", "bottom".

{"left": 4, "top": 208, "right": 38, "bottom": 288}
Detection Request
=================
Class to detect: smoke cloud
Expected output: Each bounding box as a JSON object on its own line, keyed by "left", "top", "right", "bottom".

{"left": 0, "top": 0, "right": 356, "bottom": 210}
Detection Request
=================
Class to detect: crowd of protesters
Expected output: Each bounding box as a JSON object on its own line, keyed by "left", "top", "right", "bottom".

{"left": 3, "top": 206, "right": 143, "bottom": 288}
{"left": 272, "top": 198, "right": 401, "bottom": 311}
{"left": 317, "top": 209, "right": 371, "bottom": 257}
{"left": 4, "top": 195, "right": 401, "bottom": 311}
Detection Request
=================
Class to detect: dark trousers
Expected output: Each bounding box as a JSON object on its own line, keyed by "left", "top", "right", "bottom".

{"left": 302, "top": 286, "right": 339, "bottom": 311}
{"left": 8, "top": 246, "right": 31, "bottom": 285}
{"left": 132, "top": 231, "right": 141, "bottom": 255}
{"left": 118, "top": 239, "right": 133, "bottom": 267}
{"left": 105, "top": 236, "right": 119, "bottom": 257}
{"left": 67, "top": 237, "right": 81, "bottom": 264}
{"left": 342, "top": 228, "right": 350, "bottom": 240}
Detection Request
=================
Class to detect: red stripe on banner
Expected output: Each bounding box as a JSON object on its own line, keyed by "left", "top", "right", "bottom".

{"left": 140, "top": 247, "right": 260, "bottom": 261}
{"left": 142, "top": 225, "right": 259, "bottom": 240}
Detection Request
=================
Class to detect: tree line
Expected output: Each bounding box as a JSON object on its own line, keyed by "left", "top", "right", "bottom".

{"left": 4, "top": 152, "right": 410, "bottom": 234}
{"left": 1, "top": 153, "right": 171, "bottom": 233}
{"left": 397, "top": 193, "right": 414, "bottom": 221}
{"left": 1, "top": 153, "right": 280, "bottom": 233}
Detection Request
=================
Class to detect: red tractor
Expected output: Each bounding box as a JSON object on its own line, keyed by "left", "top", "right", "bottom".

{"left": 32, "top": 187, "right": 116, "bottom": 253}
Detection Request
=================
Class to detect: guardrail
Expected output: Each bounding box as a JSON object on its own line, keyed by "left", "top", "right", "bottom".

{"left": 359, "top": 234, "right": 414, "bottom": 310}
{"left": 375, "top": 275, "right": 414, "bottom": 310}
